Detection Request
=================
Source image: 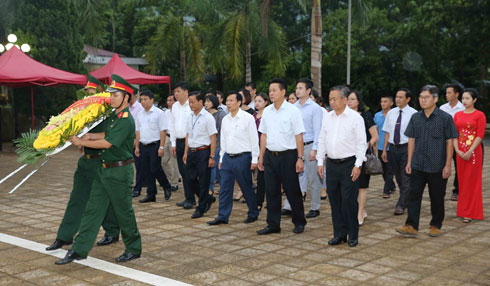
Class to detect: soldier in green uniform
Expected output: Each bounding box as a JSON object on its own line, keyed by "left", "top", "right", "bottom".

{"left": 46, "top": 76, "right": 120, "bottom": 251}
{"left": 56, "top": 74, "right": 142, "bottom": 264}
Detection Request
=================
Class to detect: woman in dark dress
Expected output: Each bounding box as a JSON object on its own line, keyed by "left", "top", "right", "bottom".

{"left": 253, "top": 92, "right": 270, "bottom": 210}
{"left": 347, "top": 90, "right": 378, "bottom": 226}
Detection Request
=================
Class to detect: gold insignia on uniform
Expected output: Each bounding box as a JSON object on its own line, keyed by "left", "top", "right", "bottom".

{"left": 111, "top": 80, "right": 116, "bottom": 86}
{"left": 122, "top": 112, "right": 129, "bottom": 118}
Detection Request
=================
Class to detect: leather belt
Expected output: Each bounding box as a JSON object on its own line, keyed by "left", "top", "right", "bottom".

{"left": 176, "top": 138, "right": 186, "bottom": 142}
{"left": 303, "top": 141, "right": 313, "bottom": 146}
{"left": 267, "top": 149, "right": 295, "bottom": 157}
{"left": 389, "top": 143, "right": 408, "bottom": 148}
{"left": 227, "top": 152, "right": 250, "bottom": 158}
{"left": 189, "top": 145, "right": 210, "bottom": 152}
{"left": 166, "top": 133, "right": 170, "bottom": 137}
{"left": 140, "top": 141, "right": 159, "bottom": 146}
{"left": 85, "top": 153, "right": 100, "bottom": 159}
{"left": 328, "top": 156, "right": 356, "bottom": 164}
{"left": 102, "top": 158, "right": 134, "bottom": 168}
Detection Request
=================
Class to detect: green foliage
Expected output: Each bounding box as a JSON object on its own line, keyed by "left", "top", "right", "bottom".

{"left": 13, "top": 130, "right": 48, "bottom": 165}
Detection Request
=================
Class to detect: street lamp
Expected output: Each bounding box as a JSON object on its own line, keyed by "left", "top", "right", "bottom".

{"left": 0, "top": 33, "right": 30, "bottom": 54}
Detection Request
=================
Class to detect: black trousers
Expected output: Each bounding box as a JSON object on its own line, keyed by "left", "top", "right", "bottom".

{"left": 176, "top": 138, "right": 194, "bottom": 204}
{"left": 186, "top": 148, "right": 212, "bottom": 213}
{"left": 388, "top": 144, "right": 411, "bottom": 209}
{"left": 264, "top": 149, "right": 306, "bottom": 230}
{"left": 406, "top": 170, "right": 447, "bottom": 230}
{"left": 325, "top": 157, "right": 359, "bottom": 240}
{"left": 378, "top": 150, "right": 395, "bottom": 194}
{"left": 132, "top": 148, "right": 143, "bottom": 193}
{"left": 452, "top": 152, "right": 458, "bottom": 195}
{"left": 256, "top": 170, "right": 265, "bottom": 207}
{"left": 139, "top": 142, "right": 171, "bottom": 197}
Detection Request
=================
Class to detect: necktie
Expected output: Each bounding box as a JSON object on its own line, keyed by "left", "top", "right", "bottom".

{"left": 394, "top": 110, "right": 402, "bottom": 145}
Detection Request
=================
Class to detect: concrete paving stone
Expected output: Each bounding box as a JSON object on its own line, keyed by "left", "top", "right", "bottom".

{"left": 0, "top": 276, "right": 37, "bottom": 286}
{"left": 14, "top": 268, "right": 52, "bottom": 280}
{"left": 185, "top": 270, "right": 228, "bottom": 285}
{"left": 316, "top": 277, "right": 357, "bottom": 286}
{"left": 108, "top": 281, "right": 150, "bottom": 286}
{"left": 233, "top": 257, "right": 275, "bottom": 269}
{"left": 338, "top": 269, "right": 376, "bottom": 281}
{"left": 355, "top": 262, "right": 392, "bottom": 275}
{"left": 288, "top": 269, "right": 328, "bottom": 282}
{"left": 212, "top": 278, "right": 255, "bottom": 286}
{"left": 264, "top": 277, "right": 307, "bottom": 286}
{"left": 367, "top": 275, "right": 412, "bottom": 286}
{"left": 280, "top": 258, "right": 318, "bottom": 269}
{"left": 329, "top": 258, "right": 364, "bottom": 268}
{"left": 415, "top": 276, "right": 464, "bottom": 286}
{"left": 305, "top": 263, "right": 346, "bottom": 275}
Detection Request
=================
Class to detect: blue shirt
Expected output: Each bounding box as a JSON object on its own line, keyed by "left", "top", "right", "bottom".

{"left": 295, "top": 98, "right": 324, "bottom": 150}
{"left": 374, "top": 110, "right": 389, "bottom": 151}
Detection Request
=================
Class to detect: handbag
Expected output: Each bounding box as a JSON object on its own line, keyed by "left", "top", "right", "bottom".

{"left": 365, "top": 146, "right": 383, "bottom": 175}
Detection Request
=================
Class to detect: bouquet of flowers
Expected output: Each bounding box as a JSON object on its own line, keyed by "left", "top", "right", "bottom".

{"left": 14, "top": 92, "right": 112, "bottom": 165}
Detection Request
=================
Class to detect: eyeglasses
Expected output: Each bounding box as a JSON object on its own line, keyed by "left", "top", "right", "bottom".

{"left": 419, "top": 96, "right": 433, "bottom": 101}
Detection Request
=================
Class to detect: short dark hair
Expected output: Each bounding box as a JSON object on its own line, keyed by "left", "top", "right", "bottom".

{"left": 296, "top": 78, "right": 314, "bottom": 90}
{"left": 397, "top": 88, "right": 412, "bottom": 99}
{"left": 463, "top": 88, "right": 479, "bottom": 100}
{"left": 443, "top": 82, "right": 463, "bottom": 96}
{"left": 380, "top": 94, "right": 393, "bottom": 101}
{"left": 330, "top": 85, "right": 350, "bottom": 98}
{"left": 216, "top": 90, "right": 224, "bottom": 98}
{"left": 420, "top": 85, "right": 439, "bottom": 98}
{"left": 256, "top": 92, "right": 270, "bottom": 105}
{"left": 227, "top": 90, "right": 243, "bottom": 105}
{"left": 269, "top": 78, "right": 287, "bottom": 92}
{"left": 239, "top": 89, "right": 252, "bottom": 105}
{"left": 140, "top": 89, "right": 154, "bottom": 99}
{"left": 205, "top": 94, "right": 220, "bottom": 109}
{"left": 245, "top": 82, "right": 256, "bottom": 90}
{"left": 189, "top": 90, "right": 204, "bottom": 102}
{"left": 205, "top": 89, "right": 217, "bottom": 96}
{"left": 348, "top": 90, "right": 366, "bottom": 112}
{"left": 174, "top": 81, "right": 189, "bottom": 91}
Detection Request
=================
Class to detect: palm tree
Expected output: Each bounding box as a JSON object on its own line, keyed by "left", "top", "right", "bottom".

{"left": 347, "top": 0, "right": 370, "bottom": 85}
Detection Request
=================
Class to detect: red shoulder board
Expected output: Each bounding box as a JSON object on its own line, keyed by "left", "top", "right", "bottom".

{"left": 118, "top": 112, "right": 123, "bottom": 119}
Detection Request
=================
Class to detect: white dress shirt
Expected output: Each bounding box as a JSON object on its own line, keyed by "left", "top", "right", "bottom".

{"left": 186, "top": 108, "right": 217, "bottom": 148}
{"left": 169, "top": 100, "right": 192, "bottom": 147}
{"left": 135, "top": 105, "right": 167, "bottom": 144}
{"left": 316, "top": 107, "right": 367, "bottom": 167}
{"left": 440, "top": 101, "right": 464, "bottom": 118}
{"left": 163, "top": 109, "right": 171, "bottom": 132}
{"left": 220, "top": 109, "right": 260, "bottom": 163}
{"left": 248, "top": 99, "right": 255, "bottom": 110}
{"left": 258, "top": 100, "right": 305, "bottom": 151}
{"left": 129, "top": 101, "right": 143, "bottom": 122}
{"left": 382, "top": 105, "right": 417, "bottom": 144}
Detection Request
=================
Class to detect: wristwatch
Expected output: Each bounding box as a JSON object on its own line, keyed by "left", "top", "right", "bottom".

{"left": 298, "top": 156, "right": 305, "bottom": 161}
{"left": 159, "top": 146, "right": 164, "bottom": 150}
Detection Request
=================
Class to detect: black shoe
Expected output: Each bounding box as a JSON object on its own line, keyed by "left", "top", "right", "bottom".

{"left": 164, "top": 188, "right": 172, "bottom": 201}
{"left": 176, "top": 200, "right": 186, "bottom": 207}
{"left": 328, "top": 236, "right": 347, "bottom": 245}
{"left": 171, "top": 185, "right": 179, "bottom": 192}
{"left": 139, "top": 196, "right": 156, "bottom": 203}
{"left": 183, "top": 201, "right": 195, "bottom": 209}
{"left": 257, "top": 226, "right": 281, "bottom": 235}
{"left": 207, "top": 218, "right": 228, "bottom": 225}
{"left": 348, "top": 239, "right": 358, "bottom": 247}
{"left": 116, "top": 251, "right": 140, "bottom": 262}
{"left": 305, "top": 210, "right": 320, "bottom": 218}
{"left": 394, "top": 207, "right": 404, "bottom": 215}
{"left": 55, "top": 250, "right": 84, "bottom": 265}
{"left": 46, "top": 239, "right": 72, "bottom": 251}
{"left": 96, "top": 235, "right": 119, "bottom": 246}
{"left": 293, "top": 225, "right": 305, "bottom": 234}
{"left": 191, "top": 210, "right": 203, "bottom": 218}
{"left": 451, "top": 193, "right": 458, "bottom": 201}
{"left": 281, "top": 209, "right": 292, "bottom": 216}
{"left": 320, "top": 196, "right": 327, "bottom": 200}
{"left": 204, "top": 196, "right": 216, "bottom": 213}
{"left": 132, "top": 191, "right": 141, "bottom": 198}
{"left": 303, "top": 193, "right": 307, "bottom": 201}
{"left": 243, "top": 217, "right": 258, "bottom": 224}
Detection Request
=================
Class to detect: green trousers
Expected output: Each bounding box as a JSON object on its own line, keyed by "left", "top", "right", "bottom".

{"left": 56, "top": 155, "right": 120, "bottom": 242}
{"left": 72, "top": 164, "right": 141, "bottom": 257}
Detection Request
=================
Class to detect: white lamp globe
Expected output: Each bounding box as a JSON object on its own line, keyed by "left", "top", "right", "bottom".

{"left": 5, "top": 43, "right": 14, "bottom": 50}
{"left": 7, "top": 34, "right": 17, "bottom": 43}
{"left": 0, "top": 44, "right": 4, "bottom": 53}
{"left": 21, "top": 43, "right": 31, "bottom": 53}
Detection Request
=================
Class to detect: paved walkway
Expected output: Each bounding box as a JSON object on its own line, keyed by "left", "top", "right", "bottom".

{"left": 0, "top": 146, "right": 489, "bottom": 286}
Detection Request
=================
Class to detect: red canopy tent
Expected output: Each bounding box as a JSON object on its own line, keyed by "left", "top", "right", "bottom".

{"left": 0, "top": 46, "right": 87, "bottom": 129}
{"left": 90, "top": 53, "right": 171, "bottom": 93}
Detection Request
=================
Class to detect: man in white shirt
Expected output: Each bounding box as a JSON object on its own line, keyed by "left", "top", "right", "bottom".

{"left": 316, "top": 85, "right": 366, "bottom": 247}
{"left": 134, "top": 90, "right": 173, "bottom": 203}
{"left": 169, "top": 82, "right": 195, "bottom": 209}
{"left": 245, "top": 82, "right": 257, "bottom": 110}
{"left": 183, "top": 91, "right": 218, "bottom": 218}
{"left": 282, "top": 78, "right": 324, "bottom": 219}
{"left": 381, "top": 88, "right": 417, "bottom": 215}
{"left": 207, "top": 92, "right": 260, "bottom": 225}
{"left": 216, "top": 90, "right": 228, "bottom": 113}
{"left": 129, "top": 92, "right": 145, "bottom": 198}
{"left": 440, "top": 83, "right": 464, "bottom": 201}
{"left": 257, "top": 78, "right": 307, "bottom": 235}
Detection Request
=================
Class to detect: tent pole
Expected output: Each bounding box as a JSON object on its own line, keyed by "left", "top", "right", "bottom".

{"left": 168, "top": 79, "right": 171, "bottom": 96}
{"left": 31, "top": 87, "right": 34, "bottom": 130}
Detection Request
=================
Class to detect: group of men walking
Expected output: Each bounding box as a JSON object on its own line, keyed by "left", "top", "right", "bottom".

{"left": 48, "top": 73, "right": 468, "bottom": 265}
